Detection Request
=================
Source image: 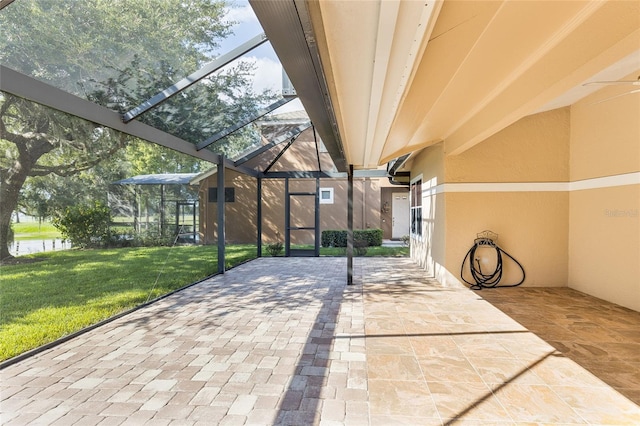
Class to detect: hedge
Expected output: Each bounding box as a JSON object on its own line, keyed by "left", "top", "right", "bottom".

{"left": 321, "top": 228, "right": 383, "bottom": 247}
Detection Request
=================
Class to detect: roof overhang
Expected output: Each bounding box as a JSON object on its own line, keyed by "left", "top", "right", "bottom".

{"left": 113, "top": 173, "right": 199, "bottom": 185}
{"left": 253, "top": 0, "right": 640, "bottom": 168}
{"left": 249, "top": 0, "right": 348, "bottom": 173}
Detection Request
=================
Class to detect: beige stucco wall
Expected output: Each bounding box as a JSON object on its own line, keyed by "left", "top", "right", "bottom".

{"left": 408, "top": 143, "right": 450, "bottom": 284}
{"left": 569, "top": 186, "right": 639, "bottom": 310}
{"left": 445, "top": 109, "right": 570, "bottom": 183}
{"left": 568, "top": 79, "right": 640, "bottom": 311}
{"left": 569, "top": 76, "right": 640, "bottom": 182}
{"left": 445, "top": 108, "right": 570, "bottom": 287}
{"left": 411, "top": 108, "right": 571, "bottom": 288}
{"left": 445, "top": 192, "right": 569, "bottom": 287}
{"left": 410, "top": 92, "right": 640, "bottom": 311}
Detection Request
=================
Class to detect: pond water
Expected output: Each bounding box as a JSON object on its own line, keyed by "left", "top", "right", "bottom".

{"left": 9, "top": 239, "right": 71, "bottom": 257}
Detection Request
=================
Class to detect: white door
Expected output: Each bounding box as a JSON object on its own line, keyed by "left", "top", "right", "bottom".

{"left": 391, "top": 193, "right": 410, "bottom": 238}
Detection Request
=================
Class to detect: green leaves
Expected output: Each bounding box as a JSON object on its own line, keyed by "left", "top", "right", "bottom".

{"left": 52, "top": 201, "right": 112, "bottom": 248}
{"left": 0, "top": 0, "right": 233, "bottom": 97}
{"left": 0, "top": 0, "right": 277, "bottom": 258}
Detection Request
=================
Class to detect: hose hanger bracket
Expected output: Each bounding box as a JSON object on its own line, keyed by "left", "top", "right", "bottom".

{"left": 475, "top": 230, "right": 499, "bottom": 245}
{"left": 461, "top": 230, "right": 525, "bottom": 290}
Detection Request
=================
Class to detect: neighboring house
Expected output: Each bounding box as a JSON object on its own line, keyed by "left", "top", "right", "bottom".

{"left": 191, "top": 113, "right": 409, "bottom": 246}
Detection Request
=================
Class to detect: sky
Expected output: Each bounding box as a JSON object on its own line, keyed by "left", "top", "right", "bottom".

{"left": 220, "top": 0, "right": 304, "bottom": 113}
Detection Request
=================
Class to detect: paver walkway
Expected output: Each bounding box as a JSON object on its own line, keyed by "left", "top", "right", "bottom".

{"left": 1, "top": 257, "right": 639, "bottom": 425}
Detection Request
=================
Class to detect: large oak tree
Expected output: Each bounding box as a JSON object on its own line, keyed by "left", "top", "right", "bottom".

{"left": 0, "top": 0, "right": 273, "bottom": 259}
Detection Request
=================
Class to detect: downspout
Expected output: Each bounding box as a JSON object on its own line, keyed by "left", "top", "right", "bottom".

{"left": 387, "top": 154, "right": 412, "bottom": 186}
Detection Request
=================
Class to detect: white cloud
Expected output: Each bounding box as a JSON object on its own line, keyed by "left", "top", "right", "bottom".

{"left": 254, "top": 57, "right": 282, "bottom": 94}
{"left": 224, "top": 2, "right": 258, "bottom": 26}
{"left": 229, "top": 55, "right": 305, "bottom": 114}
{"left": 218, "top": 1, "right": 264, "bottom": 54}
{"left": 277, "top": 98, "right": 304, "bottom": 114}
{"left": 240, "top": 56, "right": 281, "bottom": 93}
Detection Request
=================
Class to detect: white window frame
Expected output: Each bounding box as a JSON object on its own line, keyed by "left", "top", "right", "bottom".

{"left": 319, "top": 187, "right": 334, "bottom": 204}
{"left": 410, "top": 175, "right": 423, "bottom": 240}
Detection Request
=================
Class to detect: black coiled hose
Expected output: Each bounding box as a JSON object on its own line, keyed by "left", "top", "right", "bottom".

{"left": 460, "top": 238, "right": 525, "bottom": 290}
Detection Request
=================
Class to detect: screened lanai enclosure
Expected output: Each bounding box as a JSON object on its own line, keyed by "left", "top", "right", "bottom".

{"left": 0, "top": 0, "right": 403, "bottom": 363}
{"left": 110, "top": 174, "right": 200, "bottom": 243}
{"left": 0, "top": 0, "right": 413, "bottom": 262}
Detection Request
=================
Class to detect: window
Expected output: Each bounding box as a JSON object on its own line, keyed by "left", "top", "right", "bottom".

{"left": 319, "top": 187, "right": 334, "bottom": 204}
{"left": 208, "top": 187, "right": 235, "bottom": 203}
{"left": 410, "top": 179, "right": 422, "bottom": 237}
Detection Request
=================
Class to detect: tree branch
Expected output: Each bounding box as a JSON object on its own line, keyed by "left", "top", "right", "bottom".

{"left": 30, "top": 140, "right": 126, "bottom": 177}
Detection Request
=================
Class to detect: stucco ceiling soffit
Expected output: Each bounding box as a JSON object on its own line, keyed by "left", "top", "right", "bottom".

{"left": 310, "top": 0, "right": 380, "bottom": 168}
{"left": 535, "top": 50, "right": 640, "bottom": 113}
{"left": 445, "top": 1, "right": 640, "bottom": 156}
{"left": 380, "top": 0, "right": 503, "bottom": 162}
{"left": 361, "top": 0, "right": 400, "bottom": 169}
{"left": 309, "top": 0, "right": 440, "bottom": 170}
{"left": 380, "top": 137, "right": 443, "bottom": 166}
{"left": 365, "top": 0, "right": 442, "bottom": 169}
{"left": 381, "top": 0, "right": 640, "bottom": 159}
{"left": 416, "top": 1, "right": 603, "bottom": 147}
{"left": 433, "top": 2, "right": 606, "bottom": 141}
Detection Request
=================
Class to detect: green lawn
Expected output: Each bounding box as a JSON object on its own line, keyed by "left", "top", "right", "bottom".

{"left": 0, "top": 243, "right": 406, "bottom": 362}
{"left": 0, "top": 245, "right": 257, "bottom": 361}
{"left": 271, "top": 244, "right": 408, "bottom": 257}
{"left": 12, "top": 221, "right": 62, "bottom": 240}
{"left": 320, "top": 245, "right": 408, "bottom": 257}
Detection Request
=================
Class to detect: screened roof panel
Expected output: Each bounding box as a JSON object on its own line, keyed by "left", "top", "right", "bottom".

{"left": 0, "top": 0, "right": 241, "bottom": 108}
{"left": 134, "top": 41, "right": 285, "bottom": 149}
{"left": 0, "top": 0, "right": 348, "bottom": 175}
{"left": 206, "top": 105, "right": 310, "bottom": 159}
{"left": 113, "top": 174, "right": 199, "bottom": 186}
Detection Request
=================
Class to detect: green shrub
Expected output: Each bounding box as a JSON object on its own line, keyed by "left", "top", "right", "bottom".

{"left": 52, "top": 201, "right": 111, "bottom": 248}
{"left": 355, "top": 228, "right": 383, "bottom": 247}
{"left": 354, "top": 235, "right": 368, "bottom": 256}
{"left": 266, "top": 241, "right": 284, "bottom": 256}
{"left": 321, "top": 228, "right": 383, "bottom": 248}
{"left": 321, "top": 230, "right": 347, "bottom": 247}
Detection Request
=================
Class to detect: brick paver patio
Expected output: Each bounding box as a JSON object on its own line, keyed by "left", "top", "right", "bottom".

{"left": 1, "top": 257, "right": 639, "bottom": 425}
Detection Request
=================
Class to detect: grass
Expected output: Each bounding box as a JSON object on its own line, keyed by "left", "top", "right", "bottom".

{"left": 271, "top": 244, "right": 409, "bottom": 257}
{"left": 320, "top": 245, "right": 408, "bottom": 257}
{"left": 0, "top": 242, "right": 407, "bottom": 362}
{"left": 0, "top": 245, "right": 257, "bottom": 361}
{"left": 12, "top": 221, "right": 62, "bottom": 240}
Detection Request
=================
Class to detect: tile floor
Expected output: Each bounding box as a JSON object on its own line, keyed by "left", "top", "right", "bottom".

{"left": 360, "top": 259, "right": 640, "bottom": 425}
{"left": 477, "top": 287, "right": 640, "bottom": 406}
{"left": 1, "top": 257, "right": 639, "bottom": 425}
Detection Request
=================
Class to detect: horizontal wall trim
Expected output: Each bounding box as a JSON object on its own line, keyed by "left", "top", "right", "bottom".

{"left": 569, "top": 172, "right": 640, "bottom": 191}
{"left": 421, "top": 172, "right": 640, "bottom": 196}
